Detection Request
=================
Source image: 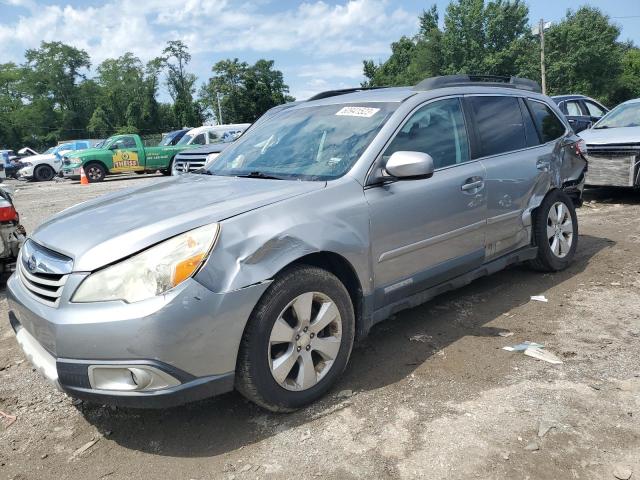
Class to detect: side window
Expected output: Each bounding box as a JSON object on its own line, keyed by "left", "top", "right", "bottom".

{"left": 585, "top": 101, "right": 606, "bottom": 117}
{"left": 527, "top": 100, "right": 566, "bottom": 143}
{"left": 519, "top": 98, "right": 541, "bottom": 147}
{"left": 208, "top": 131, "right": 220, "bottom": 143}
{"left": 468, "top": 96, "right": 526, "bottom": 157}
{"left": 113, "top": 136, "right": 136, "bottom": 149}
{"left": 565, "top": 101, "right": 582, "bottom": 116}
{"left": 192, "top": 133, "right": 206, "bottom": 145}
{"left": 384, "top": 98, "right": 469, "bottom": 169}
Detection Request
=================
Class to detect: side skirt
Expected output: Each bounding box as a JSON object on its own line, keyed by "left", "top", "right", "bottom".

{"left": 367, "top": 246, "right": 538, "bottom": 330}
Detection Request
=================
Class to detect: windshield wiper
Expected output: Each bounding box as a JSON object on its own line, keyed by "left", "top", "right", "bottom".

{"left": 235, "top": 171, "right": 285, "bottom": 180}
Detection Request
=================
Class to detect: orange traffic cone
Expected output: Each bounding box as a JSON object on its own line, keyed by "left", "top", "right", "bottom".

{"left": 80, "top": 166, "right": 89, "bottom": 185}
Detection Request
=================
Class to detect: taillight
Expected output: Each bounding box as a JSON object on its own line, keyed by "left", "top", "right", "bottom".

{"left": 0, "top": 200, "right": 18, "bottom": 222}
{"left": 575, "top": 139, "right": 587, "bottom": 157}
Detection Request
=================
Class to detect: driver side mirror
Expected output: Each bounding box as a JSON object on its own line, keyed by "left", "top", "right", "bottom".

{"left": 385, "top": 151, "right": 435, "bottom": 179}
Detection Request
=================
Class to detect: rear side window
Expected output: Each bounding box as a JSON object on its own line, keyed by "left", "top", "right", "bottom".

{"left": 585, "top": 100, "right": 606, "bottom": 117}
{"left": 565, "top": 101, "right": 582, "bottom": 116}
{"left": 527, "top": 100, "right": 566, "bottom": 143}
{"left": 468, "top": 96, "right": 526, "bottom": 157}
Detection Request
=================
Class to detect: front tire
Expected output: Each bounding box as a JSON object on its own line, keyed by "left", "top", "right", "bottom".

{"left": 529, "top": 189, "right": 578, "bottom": 272}
{"left": 34, "top": 164, "right": 55, "bottom": 182}
{"left": 84, "top": 162, "right": 106, "bottom": 183}
{"left": 236, "top": 265, "right": 355, "bottom": 412}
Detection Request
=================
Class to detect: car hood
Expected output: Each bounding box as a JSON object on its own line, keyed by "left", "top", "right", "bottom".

{"left": 31, "top": 174, "right": 325, "bottom": 271}
{"left": 66, "top": 148, "right": 105, "bottom": 160}
{"left": 579, "top": 126, "right": 640, "bottom": 144}
{"left": 24, "top": 153, "right": 57, "bottom": 164}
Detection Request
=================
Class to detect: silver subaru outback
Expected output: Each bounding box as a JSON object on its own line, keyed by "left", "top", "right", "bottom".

{"left": 7, "top": 75, "right": 587, "bottom": 411}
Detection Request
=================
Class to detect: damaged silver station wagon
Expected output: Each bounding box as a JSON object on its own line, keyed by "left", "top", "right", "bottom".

{"left": 8, "top": 75, "right": 587, "bottom": 411}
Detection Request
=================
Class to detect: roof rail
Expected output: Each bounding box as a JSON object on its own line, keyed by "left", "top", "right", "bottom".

{"left": 307, "top": 86, "right": 389, "bottom": 101}
{"left": 414, "top": 75, "right": 541, "bottom": 93}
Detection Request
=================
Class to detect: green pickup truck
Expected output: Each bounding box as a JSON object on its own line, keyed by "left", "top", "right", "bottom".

{"left": 61, "top": 134, "right": 195, "bottom": 182}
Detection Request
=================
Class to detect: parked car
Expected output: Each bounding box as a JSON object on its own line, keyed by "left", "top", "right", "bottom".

{"left": 579, "top": 98, "right": 640, "bottom": 187}
{"left": 552, "top": 95, "right": 609, "bottom": 133}
{"left": 7, "top": 75, "right": 586, "bottom": 411}
{"left": 172, "top": 122, "right": 273, "bottom": 174}
{"left": 176, "top": 124, "right": 251, "bottom": 148}
{"left": 159, "top": 129, "right": 190, "bottom": 147}
{"left": 0, "top": 185, "right": 26, "bottom": 275}
{"left": 18, "top": 141, "right": 94, "bottom": 181}
{"left": 61, "top": 134, "right": 198, "bottom": 182}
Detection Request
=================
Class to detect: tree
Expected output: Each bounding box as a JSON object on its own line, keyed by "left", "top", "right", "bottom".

{"left": 363, "top": 1, "right": 537, "bottom": 87}
{"left": 23, "top": 41, "right": 93, "bottom": 139}
{"left": 162, "top": 40, "right": 202, "bottom": 127}
{"left": 545, "top": 7, "right": 624, "bottom": 104}
{"left": 201, "top": 58, "right": 294, "bottom": 124}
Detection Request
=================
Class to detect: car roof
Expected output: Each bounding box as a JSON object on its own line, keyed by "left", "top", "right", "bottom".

{"left": 621, "top": 97, "right": 640, "bottom": 105}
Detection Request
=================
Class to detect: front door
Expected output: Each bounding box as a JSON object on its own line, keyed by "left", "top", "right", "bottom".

{"left": 365, "top": 97, "right": 487, "bottom": 309}
{"left": 110, "top": 136, "right": 143, "bottom": 173}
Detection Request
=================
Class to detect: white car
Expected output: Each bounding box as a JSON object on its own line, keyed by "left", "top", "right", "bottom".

{"left": 18, "top": 141, "right": 93, "bottom": 181}
{"left": 176, "top": 124, "right": 251, "bottom": 147}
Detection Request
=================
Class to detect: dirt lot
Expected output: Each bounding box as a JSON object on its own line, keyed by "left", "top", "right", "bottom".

{"left": 0, "top": 176, "right": 639, "bottom": 480}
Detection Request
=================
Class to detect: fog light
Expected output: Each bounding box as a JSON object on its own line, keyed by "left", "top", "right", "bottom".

{"left": 88, "top": 365, "right": 180, "bottom": 392}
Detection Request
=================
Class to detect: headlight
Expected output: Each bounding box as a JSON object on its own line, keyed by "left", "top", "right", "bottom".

{"left": 22, "top": 162, "right": 32, "bottom": 167}
{"left": 72, "top": 224, "right": 220, "bottom": 303}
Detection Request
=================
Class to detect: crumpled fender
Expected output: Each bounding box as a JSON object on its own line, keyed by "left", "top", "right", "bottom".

{"left": 195, "top": 178, "right": 372, "bottom": 296}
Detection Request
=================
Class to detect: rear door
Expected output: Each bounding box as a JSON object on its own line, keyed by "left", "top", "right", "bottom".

{"left": 468, "top": 95, "right": 566, "bottom": 260}
{"left": 365, "top": 97, "right": 487, "bottom": 309}
{"left": 581, "top": 99, "right": 608, "bottom": 124}
{"left": 562, "top": 99, "right": 592, "bottom": 133}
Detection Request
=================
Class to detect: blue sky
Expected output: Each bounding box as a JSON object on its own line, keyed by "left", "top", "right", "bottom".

{"left": 1, "top": 0, "right": 639, "bottom": 102}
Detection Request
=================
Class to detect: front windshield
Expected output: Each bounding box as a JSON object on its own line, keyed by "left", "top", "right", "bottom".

{"left": 206, "top": 103, "right": 396, "bottom": 180}
{"left": 53, "top": 143, "right": 73, "bottom": 154}
{"left": 160, "top": 131, "right": 180, "bottom": 146}
{"left": 594, "top": 102, "right": 640, "bottom": 129}
{"left": 176, "top": 133, "right": 193, "bottom": 145}
{"left": 43, "top": 147, "right": 55, "bottom": 154}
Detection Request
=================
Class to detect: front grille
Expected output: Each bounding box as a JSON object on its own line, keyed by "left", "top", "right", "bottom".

{"left": 585, "top": 143, "right": 640, "bottom": 187}
{"left": 17, "top": 261, "right": 68, "bottom": 307}
{"left": 173, "top": 154, "right": 208, "bottom": 173}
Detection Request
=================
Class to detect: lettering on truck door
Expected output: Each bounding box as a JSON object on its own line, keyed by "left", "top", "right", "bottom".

{"left": 110, "top": 136, "right": 144, "bottom": 173}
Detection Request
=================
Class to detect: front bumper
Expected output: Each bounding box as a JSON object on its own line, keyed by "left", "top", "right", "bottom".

{"left": 17, "top": 166, "right": 34, "bottom": 179}
{"left": 61, "top": 166, "right": 82, "bottom": 179}
{"left": 7, "top": 272, "right": 270, "bottom": 407}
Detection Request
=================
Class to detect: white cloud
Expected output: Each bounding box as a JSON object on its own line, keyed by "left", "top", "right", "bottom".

{"left": 0, "top": 0, "right": 417, "bottom": 100}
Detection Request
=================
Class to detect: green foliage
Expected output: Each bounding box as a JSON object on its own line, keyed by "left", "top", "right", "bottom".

{"left": 162, "top": 40, "right": 202, "bottom": 127}
{"left": 362, "top": 1, "right": 637, "bottom": 108}
{"left": 201, "top": 58, "right": 294, "bottom": 124}
{"left": 363, "top": 0, "right": 536, "bottom": 87}
{"left": 545, "top": 6, "right": 623, "bottom": 104}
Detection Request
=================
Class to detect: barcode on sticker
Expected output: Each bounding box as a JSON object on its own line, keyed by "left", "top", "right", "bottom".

{"left": 335, "top": 106, "right": 380, "bottom": 118}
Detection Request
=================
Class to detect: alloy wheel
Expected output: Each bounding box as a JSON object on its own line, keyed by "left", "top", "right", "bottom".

{"left": 268, "top": 292, "right": 342, "bottom": 391}
{"left": 547, "top": 201, "right": 573, "bottom": 258}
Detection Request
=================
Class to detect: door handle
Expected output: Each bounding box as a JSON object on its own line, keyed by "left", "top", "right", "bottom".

{"left": 461, "top": 179, "right": 484, "bottom": 192}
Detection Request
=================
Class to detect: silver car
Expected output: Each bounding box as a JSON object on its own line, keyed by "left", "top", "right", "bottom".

{"left": 7, "top": 75, "right": 587, "bottom": 411}
{"left": 578, "top": 98, "right": 640, "bottom": 188}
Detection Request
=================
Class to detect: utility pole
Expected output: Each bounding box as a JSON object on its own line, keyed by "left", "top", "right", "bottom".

{"left": 539, "top": 18, "right": 547, "bottom": 95}
{"left": 216, "top": 92, "right": 223, "bottom": 125}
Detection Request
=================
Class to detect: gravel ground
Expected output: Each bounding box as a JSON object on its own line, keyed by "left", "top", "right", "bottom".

{"left": 0, "top": 176, "right": 639, "bottom": 480}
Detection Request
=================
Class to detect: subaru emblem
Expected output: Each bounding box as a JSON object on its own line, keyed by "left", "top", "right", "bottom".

{"left": 27, "top": 254, "right": 37, "bottom": 272}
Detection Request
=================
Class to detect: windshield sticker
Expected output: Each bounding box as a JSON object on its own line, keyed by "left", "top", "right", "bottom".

{"left": 335, "top": 106, "right": 380, "bottom": 118}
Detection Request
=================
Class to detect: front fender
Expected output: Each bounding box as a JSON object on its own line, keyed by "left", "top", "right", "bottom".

{"left": 195, "top": 179, "right": 372, "bottom": 297}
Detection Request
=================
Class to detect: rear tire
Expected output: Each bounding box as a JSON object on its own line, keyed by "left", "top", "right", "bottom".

{"left": 84, "top": 162, "right": 106, "bottom": 183}
{"left": 529, "top": 189, "right": 578, "bottom": 272}
{"left": 34, "top": 164, "right": 55, "bottom": 182}
{"left": 236, "top": 265, "right": 355, "bottom": 412}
